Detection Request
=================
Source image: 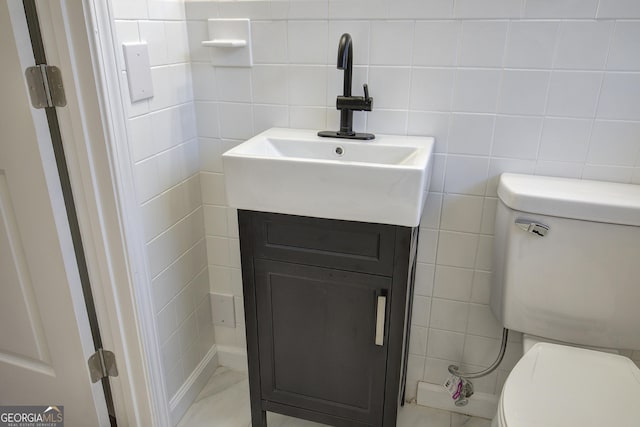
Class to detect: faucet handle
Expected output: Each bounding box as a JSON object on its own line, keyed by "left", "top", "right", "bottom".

{"left": 363, "top": 83, "right": 370, "bottom": 99}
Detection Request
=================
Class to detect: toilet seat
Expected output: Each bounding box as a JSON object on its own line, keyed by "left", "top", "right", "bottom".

{"left": 498, "top": 342, "right": 640, "bottom": 427}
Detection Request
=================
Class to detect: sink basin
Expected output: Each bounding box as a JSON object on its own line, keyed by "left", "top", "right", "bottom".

{"left": 222, "top": 128, "right": 434, "bottom": 227}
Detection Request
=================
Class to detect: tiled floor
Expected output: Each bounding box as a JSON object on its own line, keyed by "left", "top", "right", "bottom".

{"left": 178, "top": 367, "right": 492, "bottom": 427}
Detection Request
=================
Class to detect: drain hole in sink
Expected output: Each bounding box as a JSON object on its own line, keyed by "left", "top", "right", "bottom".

{"left": 335, "top": 146, "right": 344, "bottom": 156}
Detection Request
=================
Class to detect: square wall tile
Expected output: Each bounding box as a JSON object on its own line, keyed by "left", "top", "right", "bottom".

{"left": 251, "top": 21, "right": 287, "bottom": 64}
{"left": 444, "top": 155, "right": 489, "bottom": 196}
{"left": 538, "top": 118, "right": 592, "bottom": 162}
{"left": 436, "top": 231, "right": 478, "bottom": 268}
{"left": 467, "top": 304, "right": 502, "bottom": 339}
{"left": 288, "top": 21, "right": 328, "bottom": 64}
{"left": 588, "top": 121, "right": 640, "bottom": 166}
{"left": 447, "top": 113, "right": 494, "bottom": 156}
{"left": 498, "top": 70, "right": 550, "bottom": 116}
{"left": 370, "top": 21, "right": 414, "bottom": 65}
{"left": 413, "top": 21, "right": 460, "bottom": 67}
{"left": 458, "top": 21, "right": 508, "bottom": 67}
{"left": 607, "top": 22, "right": 640, "bottom": 71}
{"left": 553, "top": 21, "right": 614, "bottom": 70}
{"left": 597, "top": 73, "right": 640, "bottom": 121}
{"left": 546, "top": 71, "right": 602, "bottom": 118}
{"left": 440, "top": 194, "right": 484, "bottom": 234}
{"left": 429, "top": 298, "right": 469, "bottom": 333}
{"left": 218, "top": 103, "right": 254, "bottom": 140}
{"left": 504, "top": 21, "right": 558, "bottom": 69}
{"left": 215, "top": 68, "right": 252, "bottom": 103}
{"left": 251, "top": 65, "right": 288, "bottom": 104}
{"left": 369, "top": 67, "right": 411, "bottom": 109}
{"left": 452, "top": 69, "right": 501, "bottom": 113}
{"left": 491, "top": 115, "right": 543, "bottom": 160}
{"left": 409, "top": 68, "right": 455, "bottom": 112}
{"left": 288, "top": 65, "right": 327, "bottom": 107}
{"left": 433, "top": 265, "right": 474, "bottom": 301}
{"left": 427, "top": 328, "right": 465, "bottom": 361}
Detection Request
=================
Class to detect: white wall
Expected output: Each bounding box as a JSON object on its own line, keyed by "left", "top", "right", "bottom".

{"left": 109, "top": 0, "right": 215, "bottom": 403}
{"left": 185, "top": 0, "right": 640, "bottom": 402}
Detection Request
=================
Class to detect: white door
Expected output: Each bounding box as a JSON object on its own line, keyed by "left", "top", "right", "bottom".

{"left": 0, "top": 2, "right": 107, "bottom": 425}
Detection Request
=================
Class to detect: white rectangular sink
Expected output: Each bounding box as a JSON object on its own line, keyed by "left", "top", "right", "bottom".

{"left": 222, "top": 128, "right": 434, "bottom": 227}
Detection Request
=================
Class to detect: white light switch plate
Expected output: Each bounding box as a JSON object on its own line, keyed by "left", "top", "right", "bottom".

{"left": 211, "top": 293, "right": 236, "bottom": 327}
{"left": 122, "top": 42, "right": 153, "bottom": 102}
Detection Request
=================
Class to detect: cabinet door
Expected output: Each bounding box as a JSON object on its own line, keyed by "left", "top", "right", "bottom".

{"left": 255, "top": 259, "right": 392, "bottom": 426}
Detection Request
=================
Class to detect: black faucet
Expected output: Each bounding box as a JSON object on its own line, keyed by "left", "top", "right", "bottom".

{"left": 318, "top": 33, "right": 375, "bottom": 140}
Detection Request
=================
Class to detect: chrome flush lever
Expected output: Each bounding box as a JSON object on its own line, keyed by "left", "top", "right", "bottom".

{"left": 515, "top": 218, "right": 550, "bottom": 237}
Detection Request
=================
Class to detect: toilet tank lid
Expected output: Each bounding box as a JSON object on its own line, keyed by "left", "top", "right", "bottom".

{"left": 497, "top": 173, "right": 640, "bottom": 226}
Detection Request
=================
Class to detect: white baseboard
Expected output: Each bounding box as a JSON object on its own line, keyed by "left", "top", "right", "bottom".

{"left": 216, "top": 344, "right": 248, "bottom": 372}
{"left": 417, "top": 381, "right": 498, "bottom": 420}
{"left": 169, "top": 345, "right": 219, "bottom": 426}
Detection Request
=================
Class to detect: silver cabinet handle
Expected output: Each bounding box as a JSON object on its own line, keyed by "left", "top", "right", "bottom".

{"left": 375, "top": 295, "right": 386, "bottom": 346}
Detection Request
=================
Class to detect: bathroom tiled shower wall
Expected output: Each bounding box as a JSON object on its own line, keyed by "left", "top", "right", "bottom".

{"left": 185, "top": 0, "right": 640, "bottom": 401}
{"left": 110, "top": 0, "right": 215, "bottom": 401}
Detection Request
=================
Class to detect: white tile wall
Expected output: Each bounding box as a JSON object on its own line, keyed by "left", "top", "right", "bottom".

{"left": 110, "top": 0, "right": 214, "bottom": 403}
{"left": 183, "top": 0, "right": 640, "bottom": 404}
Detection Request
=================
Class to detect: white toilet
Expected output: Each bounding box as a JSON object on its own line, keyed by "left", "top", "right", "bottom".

{"left": 490, "top": 173, "right": 640, "bottom": 427}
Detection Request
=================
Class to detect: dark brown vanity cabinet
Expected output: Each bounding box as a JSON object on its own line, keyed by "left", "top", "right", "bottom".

{"left": 238, "top": 211, "right": 418, "bottom": 427}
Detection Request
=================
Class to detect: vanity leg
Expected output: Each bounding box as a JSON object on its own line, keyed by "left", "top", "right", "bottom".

{"left": 251, "top": 409, "right": 267, "bottom": 427}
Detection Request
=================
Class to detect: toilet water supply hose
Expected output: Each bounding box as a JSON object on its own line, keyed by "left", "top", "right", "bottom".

{"left": 444, "top": 328, "right": 510, "bottom": 406}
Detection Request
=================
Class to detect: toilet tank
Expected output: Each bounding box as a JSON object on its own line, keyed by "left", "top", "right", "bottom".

{"left": 491, "top": 173, "right": 640, "bottom": 350}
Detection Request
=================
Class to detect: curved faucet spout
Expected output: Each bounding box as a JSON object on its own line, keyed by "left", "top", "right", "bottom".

{"left": 318, "top": 33, "right": 374, "bottom": 140}
{"left": 337, "top": 33, "right": 352, "bottom": 96}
